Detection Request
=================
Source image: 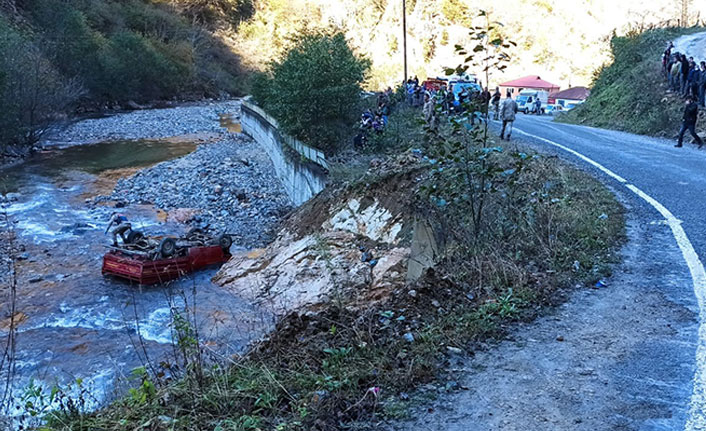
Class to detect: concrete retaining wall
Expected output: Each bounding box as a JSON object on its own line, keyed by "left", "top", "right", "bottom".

{"left": 240, "top": 100, "right": 328, "bottom": 206}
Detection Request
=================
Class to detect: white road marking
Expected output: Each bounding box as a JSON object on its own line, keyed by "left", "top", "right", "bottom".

{"left": 513, "top": 127, "right": 706, "bottom": 431}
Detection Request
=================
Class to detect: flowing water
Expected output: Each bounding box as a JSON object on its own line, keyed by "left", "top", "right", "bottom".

{"left": 0, "top": 139, "right": 271, "bottom": 416}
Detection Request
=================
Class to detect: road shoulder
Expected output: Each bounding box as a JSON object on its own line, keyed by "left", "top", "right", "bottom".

{"left": 388, "top": 183, "right": 699, "bottom": 431}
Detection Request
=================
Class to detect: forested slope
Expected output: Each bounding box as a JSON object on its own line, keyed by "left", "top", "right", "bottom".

{"left": 0, "top": 0, "right": 700, "bottom": 151}
{"left": 0, "top": 0, "right": 252, "bottom": 150}
{"left": 234, "top": 0, "right": 701, "bottom": 90}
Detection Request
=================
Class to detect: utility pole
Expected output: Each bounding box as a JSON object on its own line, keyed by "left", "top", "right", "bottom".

{"left": 402, "top": 0, "right": 408, "bottom": 82}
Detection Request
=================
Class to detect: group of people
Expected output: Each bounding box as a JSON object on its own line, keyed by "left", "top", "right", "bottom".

{"left": 405, "top": 77, "right": 426, "bottom": 107}
{"left": 663, "top": 42, "right": 705, "bottom": 148}
{"left": 355, "top": 87, "right": 395, "bottom": 149}
{"left": 665, "top": 42, "right": 706, "bottom": 106}
{"left": 419, "top": 81, "right": 519, "bottom": 141}
{"left": 356, "top": 76, "right": 523, "bottom": 149}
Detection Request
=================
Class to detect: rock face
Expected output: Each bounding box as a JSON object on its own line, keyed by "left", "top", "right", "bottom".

{"left": 325, "top": 198, "right": 404, "bottom": 244}
{"left": 214, "top": 188, "right": 412, "bottom": 316}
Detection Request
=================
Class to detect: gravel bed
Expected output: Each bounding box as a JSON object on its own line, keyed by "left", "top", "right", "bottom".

{"left": 98, "top": 133, "right": 293, "bottom": 248}
{"left": 46, "top": 100, "right": 242, "bottom": 145}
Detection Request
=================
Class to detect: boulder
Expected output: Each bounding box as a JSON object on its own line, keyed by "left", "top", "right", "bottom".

{"left": 214, "top": 230, "right": 409, "bottom": 316}
{"left": 168, "top": 208, "right": 201, "bottom": 224}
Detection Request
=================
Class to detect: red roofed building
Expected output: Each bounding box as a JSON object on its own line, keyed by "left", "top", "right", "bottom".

{"left": 549, "top": 86, "right": 590, "bottom": 107}
{"left": 498, "top": 75, "right": 560, "bottom": 96}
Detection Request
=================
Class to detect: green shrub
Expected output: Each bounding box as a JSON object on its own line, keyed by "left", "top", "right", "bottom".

{"left": 17, "top": 0, "right": 245, "bottom": 103}
{"left": 167, "top": 0, "right": 255, "bottom": 27}
{"left": 27, "top": 0, "right": 108, "bottom": 96}
{"left": 252, "top": 30, "right": 370, "bottom": 153}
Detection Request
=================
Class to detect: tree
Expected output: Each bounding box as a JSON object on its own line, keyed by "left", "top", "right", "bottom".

{"left": 677, "top": 0, "right": 693, "bottom": 26}
{"left": 167, "top": 0, "right": 255, "bottom": 27}
{"left": 424, "top": 11, "right": 523, "bottom": 239}
{"left": 0, "top": 20, "right": 83, "bottom": 151}
{"left": 253, "top": 30, "right": 370, "bottom": 153}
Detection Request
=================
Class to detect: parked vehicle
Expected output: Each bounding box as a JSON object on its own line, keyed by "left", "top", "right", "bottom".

{"left": 544, "top": 104, "right": 565, "bottom": 115}
{"left": 517, "top": 90, "right": 549, "bottom": 114}
{"left": 422, "top": 78, "right": 447, "bottom": 92}
{"left": 451, "top": 81, "right": 482, "bottom": 99}
{"left": 563, "top": 101, "right": 584, "bottom": 110}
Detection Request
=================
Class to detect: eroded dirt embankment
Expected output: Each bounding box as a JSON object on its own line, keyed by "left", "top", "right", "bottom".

{"left": 200, "top": 140, "right": 625, "bottom": 430}
{"left": 213, "top": 152, "right": 425, "bottom": 317}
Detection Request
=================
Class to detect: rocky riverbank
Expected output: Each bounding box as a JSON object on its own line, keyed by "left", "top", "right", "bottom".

{"left": 3, "top": 98, "right": 293, "bottom": 255}
{"left": 46, "top": 101, "right": 242, "bottom": 145}
{"left": 99, "top": 133, "right": 292, "bottom": 248}
{"left": 44, "top": 98, "right": 294, "bottom": 249}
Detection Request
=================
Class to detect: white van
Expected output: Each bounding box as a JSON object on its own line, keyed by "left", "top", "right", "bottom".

{"left": 516, "top": 90, "right": 549, "bottom": 114}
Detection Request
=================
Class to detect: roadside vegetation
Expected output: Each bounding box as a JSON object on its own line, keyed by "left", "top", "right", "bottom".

{"left": 33, "top": 121, "right": 623, "bottom": 431}
{"left": 560, "top": 26, "right": 704, "bottom": 136}
{"left": 34, "top": 13, "right": 625, "bottom": 431}
{"left": 252, "top": 30, "right": 370, "bottom": 154}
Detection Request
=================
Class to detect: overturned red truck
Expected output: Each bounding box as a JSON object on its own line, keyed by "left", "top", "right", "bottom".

{"left": 102, "top": 228, "right": 232, "bottom": 285}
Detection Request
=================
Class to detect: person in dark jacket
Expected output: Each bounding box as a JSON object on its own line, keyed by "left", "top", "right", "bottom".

{"left": 676, "top": 95, "right": 703, "bottom": 148}
{"left": 480, "top": 87, "right": 491, "bottom": 117}
{"left": 491, "top": 88, "right": 501, "bottom": 120}
{"left": 698, "top": 61, "right": 706, "bottom": 108}
{"left": 664, "top": 42, "right": 674, "bottom": 75}
{"left": 681, "top": 55, "right": 691, "bottom": 96}
{"left": 689, "top": 62, "right": 700, "bottom": 98}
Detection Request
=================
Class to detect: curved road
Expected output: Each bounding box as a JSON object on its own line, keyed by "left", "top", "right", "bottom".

{"left": 394, "top": 114, "right": 706, "bottom": 431}
{"left": 514, "top": 115, "right": 706, "bottom": 430}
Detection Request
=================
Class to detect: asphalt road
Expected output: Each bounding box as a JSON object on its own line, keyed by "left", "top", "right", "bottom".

{"left": 510, "top": 114, "right": 706, "bottom": 430}
{"left": 392, "top": 114, "right": 706, "bottom": 431}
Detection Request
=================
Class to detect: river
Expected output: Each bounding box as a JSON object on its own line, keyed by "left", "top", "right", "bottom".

{"left": 0, "top": 136, "right": 272, "bottom": 417}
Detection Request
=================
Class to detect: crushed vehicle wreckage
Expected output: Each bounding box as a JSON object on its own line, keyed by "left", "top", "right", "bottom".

{"left": 102, "top": 227, "right": 233, "bottom": 285}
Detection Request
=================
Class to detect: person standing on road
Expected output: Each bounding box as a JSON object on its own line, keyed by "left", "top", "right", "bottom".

{"left": 423, "top": 93, "right": 437, "bottom": 130}
{"left": 491, "top": 88, "right": 501, "bottom": 120}
{"left": 481, "top": 87, "right": 491, "bottom": 118}
{"left": 676, "top": 95, "right": 703, "bottom": 149}
{"left": 446, "top": 85, "right": 455, "bottom": 114}
{"left": 500, "top": 90, "right": 518, "bottom": 141}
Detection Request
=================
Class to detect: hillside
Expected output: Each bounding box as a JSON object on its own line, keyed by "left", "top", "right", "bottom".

{"left": 1, "top": 0, "right": 701, "bottom": 151}
{"left": 233, "top": 0, "right": 705, "bottom": 90}
{"left": 0, "top": 0, "right": 251, "bottom": 150}
{"left": 559, "top": 27, "right": 703, "bottom": 136}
